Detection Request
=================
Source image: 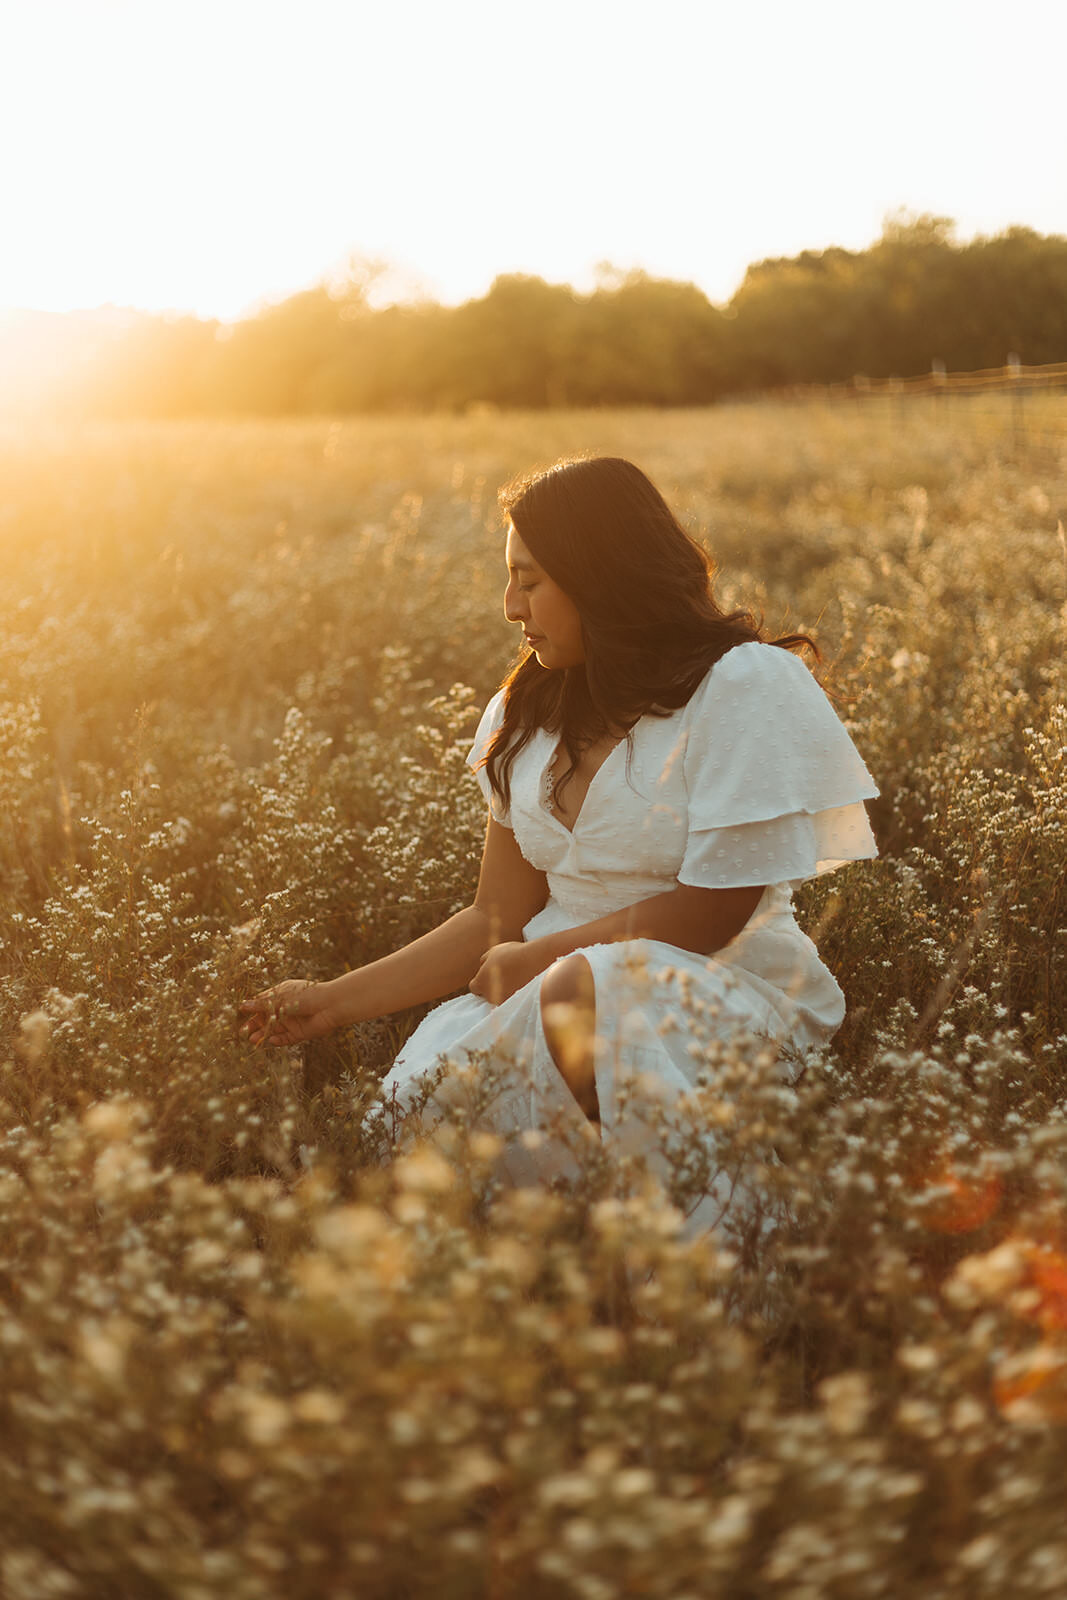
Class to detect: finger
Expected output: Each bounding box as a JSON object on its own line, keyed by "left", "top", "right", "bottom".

{"left": 240, "top": 986, "right": 277, "bottom": 1010}
{"left": 247, "top": 1014, "right": 281, "bottom": 1044}
{"left": 240, "top": 1009, "right": 273, "bottom": 1032}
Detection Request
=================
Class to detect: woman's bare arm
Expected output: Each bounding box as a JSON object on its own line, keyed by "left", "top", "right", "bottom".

{"left": 469, "top": 881, "right": 766, "bottom": 1005}
{"left": 322, "top": 818, "right": 547, "bottom": 1024}
{"left": 240, "top": 818, "right": 547, "bottom": 1044}
{"left": 536, "top": 881, "right": 764, "bottom": 962}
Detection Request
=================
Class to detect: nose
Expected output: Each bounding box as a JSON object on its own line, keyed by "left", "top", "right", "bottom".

{"left": 504, "top": 580, "right": 528, "bottom": 624}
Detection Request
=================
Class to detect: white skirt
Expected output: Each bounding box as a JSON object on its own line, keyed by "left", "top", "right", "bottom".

{"left": 373, "top": 916, "right": 844, "bottom": 1237}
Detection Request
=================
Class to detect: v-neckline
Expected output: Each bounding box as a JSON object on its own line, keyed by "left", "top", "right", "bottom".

{"left": 539, "top": 729, "right": 628, "bottom": 837}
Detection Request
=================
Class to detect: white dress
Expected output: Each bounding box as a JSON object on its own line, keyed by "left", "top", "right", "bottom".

{"left": 376, "top": 642, "right": 879, "bottom": 1231}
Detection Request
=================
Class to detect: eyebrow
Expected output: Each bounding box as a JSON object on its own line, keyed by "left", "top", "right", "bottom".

{"left": 507, "top": 559, "right": 537, "bottom": 574}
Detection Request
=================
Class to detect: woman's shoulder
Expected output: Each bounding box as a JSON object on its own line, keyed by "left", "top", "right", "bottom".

{"left": 479, "top": 686, "right": 508, "bottom": 725}
{"left": 687, "top": 640, "right": 815, "bottom": 712}
{"left": 715, "top": 639, "right": 811, "bottom": 679}
{"left": 466, "top": 688, "right": 514, "bottom": 825}
{"left": 468, "top": 688, "right": 508, "bottom": 763}
{"left": 679, "top": 638, "right": 878, "bottom": 825}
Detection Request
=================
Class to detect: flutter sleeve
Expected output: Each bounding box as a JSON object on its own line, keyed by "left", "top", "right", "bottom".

{"left": 465, "top": 689, "right": 512, "bottom": 827}
{"left": 678, "top": 642, "right": 879, "bottom": 891}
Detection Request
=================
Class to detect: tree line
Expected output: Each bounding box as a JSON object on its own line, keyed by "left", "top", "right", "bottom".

{"left": 44, "top": 215, "right": 1067, "bottom": 414}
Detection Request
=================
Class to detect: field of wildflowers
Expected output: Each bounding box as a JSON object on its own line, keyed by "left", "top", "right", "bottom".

{"left": 0, "top": 399, "right": 1064, "bottom": 1596}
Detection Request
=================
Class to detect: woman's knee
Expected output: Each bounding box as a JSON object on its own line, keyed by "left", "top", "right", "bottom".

{"left": 539, "top": 953, "right": 595, "bottom": 1012}
{"left": 540, "top": 956, "right": 599, "bottom": 1120}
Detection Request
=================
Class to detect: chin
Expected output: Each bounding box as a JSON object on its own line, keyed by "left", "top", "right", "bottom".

{"left": 529, "top": 640, "right": 583, "bottom": 670}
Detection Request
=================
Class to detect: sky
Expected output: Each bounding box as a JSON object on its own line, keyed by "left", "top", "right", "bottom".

{"left": 2, "top": 0, "right": 1065, "bottom": 320}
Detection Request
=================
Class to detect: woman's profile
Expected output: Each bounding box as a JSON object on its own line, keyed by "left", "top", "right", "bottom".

{"left": 241, "top": 457, "right": 878, "bottom": 1225}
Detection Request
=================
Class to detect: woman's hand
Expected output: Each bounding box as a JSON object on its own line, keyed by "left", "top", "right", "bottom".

{"left": 239, "top": 979, "right": 338, "bottom": 1047}
{"left": 469, "top": 941, "right": 551, "bottom": 1006}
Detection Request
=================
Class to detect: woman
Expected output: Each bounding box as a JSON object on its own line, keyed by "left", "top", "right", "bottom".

{"left": 241, "top": 457, "right": 878, "bottom": 1226}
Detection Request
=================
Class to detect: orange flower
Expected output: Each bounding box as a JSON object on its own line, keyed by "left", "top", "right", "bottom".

{"left": 949, "top": 1237, "right": 1067, "bottom": 1423}
{"left": 918, "top": 1168, "right": 1003, "bottom": 1235}
{"left": 1020, "top": 1246, "right": 1067, "bottom": 1333}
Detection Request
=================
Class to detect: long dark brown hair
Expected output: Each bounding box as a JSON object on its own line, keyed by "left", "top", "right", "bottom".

{"left": 485, "top": 456, "right": 816, "bottom": 810}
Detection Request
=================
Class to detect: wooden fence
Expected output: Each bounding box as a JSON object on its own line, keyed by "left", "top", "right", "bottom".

{"left": 784, "top": 358, "right": 1067, "bottom": 449}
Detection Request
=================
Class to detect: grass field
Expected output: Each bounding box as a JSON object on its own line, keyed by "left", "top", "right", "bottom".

{"left": 1, "top": 400, "right": 1064, "bottom": 1596}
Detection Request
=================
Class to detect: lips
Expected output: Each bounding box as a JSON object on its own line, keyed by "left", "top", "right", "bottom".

{"left": 524, "top": 634, "right": 544, "bottom": 648}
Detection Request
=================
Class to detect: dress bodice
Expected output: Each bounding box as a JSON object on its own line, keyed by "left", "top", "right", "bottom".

{"left": 467, "top": 642, "right": 879, "bottom": 938}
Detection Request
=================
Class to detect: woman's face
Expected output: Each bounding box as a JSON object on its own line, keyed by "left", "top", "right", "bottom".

{"left": 504, "top": 524, "right": 585, "bottom": 670}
